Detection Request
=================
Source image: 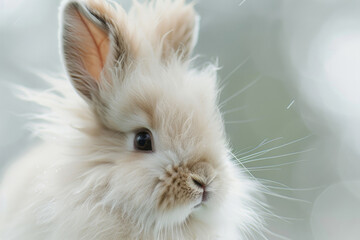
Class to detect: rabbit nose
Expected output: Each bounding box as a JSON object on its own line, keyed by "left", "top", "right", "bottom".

{"left": 189, "top": 161, "right": 216, "bottom": 185}
{"left": 192, "top": 177, "right": 206, "bottom": 190}
{"left": 191, "top": 177, "right": 210, "bottom": 202}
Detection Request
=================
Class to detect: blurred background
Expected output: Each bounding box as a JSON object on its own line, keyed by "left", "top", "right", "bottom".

{"left": 1, "top": 0, "right": 360, "bottom": 239}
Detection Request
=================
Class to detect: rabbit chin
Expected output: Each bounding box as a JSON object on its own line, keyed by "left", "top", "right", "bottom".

{"left": 157, "top": 198, "right": 202, "bottom": 226}
{"left": 154, "top": 186, "right": 227, "bottom": 227}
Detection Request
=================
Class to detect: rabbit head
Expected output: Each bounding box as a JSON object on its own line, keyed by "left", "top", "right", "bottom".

{"left": 57, "top": 0, "right": 263, "bottom": 238}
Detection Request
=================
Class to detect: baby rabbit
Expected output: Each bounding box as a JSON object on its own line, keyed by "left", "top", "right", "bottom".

{"left": 0, "top": 0, "right": 265, "bottom": 239}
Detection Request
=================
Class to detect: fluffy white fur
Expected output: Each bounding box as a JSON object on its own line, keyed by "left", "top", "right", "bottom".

{"left": 0, "top": 0, "right": 265, "bottom": 239}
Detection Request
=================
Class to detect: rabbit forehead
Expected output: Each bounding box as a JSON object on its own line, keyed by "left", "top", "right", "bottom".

{"left": 103, "top": 61, "right": 225, "bottom": 156}
{"left": 111, "top": 63, "right": 220, "bottom": 120}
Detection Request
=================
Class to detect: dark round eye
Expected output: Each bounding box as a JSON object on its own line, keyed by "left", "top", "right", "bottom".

{"left": 134, "top": 130, "right": 153, "bottom": 152}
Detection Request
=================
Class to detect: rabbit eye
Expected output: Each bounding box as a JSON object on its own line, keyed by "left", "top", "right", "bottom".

{"left": 134, "top": 130, "right": 153, "bottom": 152}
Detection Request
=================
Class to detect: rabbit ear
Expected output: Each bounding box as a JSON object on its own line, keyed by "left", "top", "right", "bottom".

{"left": 61, "top": 0, "right": 131, "bottom": 101}
{"left": 150, "top": 0, "right": 199, "bottom": 61}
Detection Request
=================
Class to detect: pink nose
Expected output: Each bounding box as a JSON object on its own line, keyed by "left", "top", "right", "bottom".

{"left": 192, "top": 178, "right": 209, "bottom": 202}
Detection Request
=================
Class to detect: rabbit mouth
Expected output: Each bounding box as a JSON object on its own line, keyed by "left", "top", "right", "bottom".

{"left": 193, "top": 189, "right": 212, "bottom": 210}
{"left": 202, "top": 190, "right": 210, "bottom": 202}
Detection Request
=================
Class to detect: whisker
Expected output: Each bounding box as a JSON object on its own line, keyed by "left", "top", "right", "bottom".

{"left": 242, "top": 148, "right": 314, "bottom": 164}
{"left": 229, "top": 151, "right": 306, "bottom": 222}
{"left": 256, "top": 178, "right": 291, "bottom": 188}
{"left": 265, "top": 185, "right": 324, "bottom": 192}
{"left": 259, "top": 190, "right": 311, "bottom": 204}
{"left": 238, "top": 0, "right": 247, "bottom": 7}
{"left": 247, "top": 160, "right": 307, "bottom": 172}
{"left": 220, "top": 75, "right": 261, "bottom": 108}
{"left": 263, "top": 228, "right": 291, "bottom": 240}
{"left": 234, "top": 137, "right": 283, "bottom": 157}
{"left": 257, "top": 177, "right": 324, "bottom": 192}
{"left": 220, "top": 56, "right": 250, "bottom": 88}
{"left": 228, "top": 151, "right": 259, "bottom": 183}
{"left": 243, "top": 159, "right": 308, "bottom": 170}
{"left": 232, "top": 157, "right": 311, "bottom": 204}
{"left": 251, "top": 201, "right": 296, "bottom": 223}
{"left": 225, "top": 118, "right": 258, "bottom": 124}
{"left": 244, "top": 168, "right": 282, "bottom": 172}
{"left": 259, "top": 210, "right": 303, "bottom": 223}
{"left": 222, "top": 105, "right": 247, "bottom": 115}
{"left": 237, "top": 135, "right": 311, "bottom": 162}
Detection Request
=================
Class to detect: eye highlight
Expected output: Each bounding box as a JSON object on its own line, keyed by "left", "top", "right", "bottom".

{"left": 134, "top": 129, "right": 153, "bottom": 152}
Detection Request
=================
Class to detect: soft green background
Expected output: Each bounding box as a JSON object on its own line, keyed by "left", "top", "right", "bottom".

{"left": 1, "top": 0, "right": 360, "bottom": 239}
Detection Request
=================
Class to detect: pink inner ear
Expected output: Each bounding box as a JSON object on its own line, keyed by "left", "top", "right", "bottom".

{"left": 76, "top": 10, "right": 110, "bottom": 81}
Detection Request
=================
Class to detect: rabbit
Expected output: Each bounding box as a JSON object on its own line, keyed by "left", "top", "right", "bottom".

{"left": 0, "top": 0, "right": 265, "bottom": 239}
